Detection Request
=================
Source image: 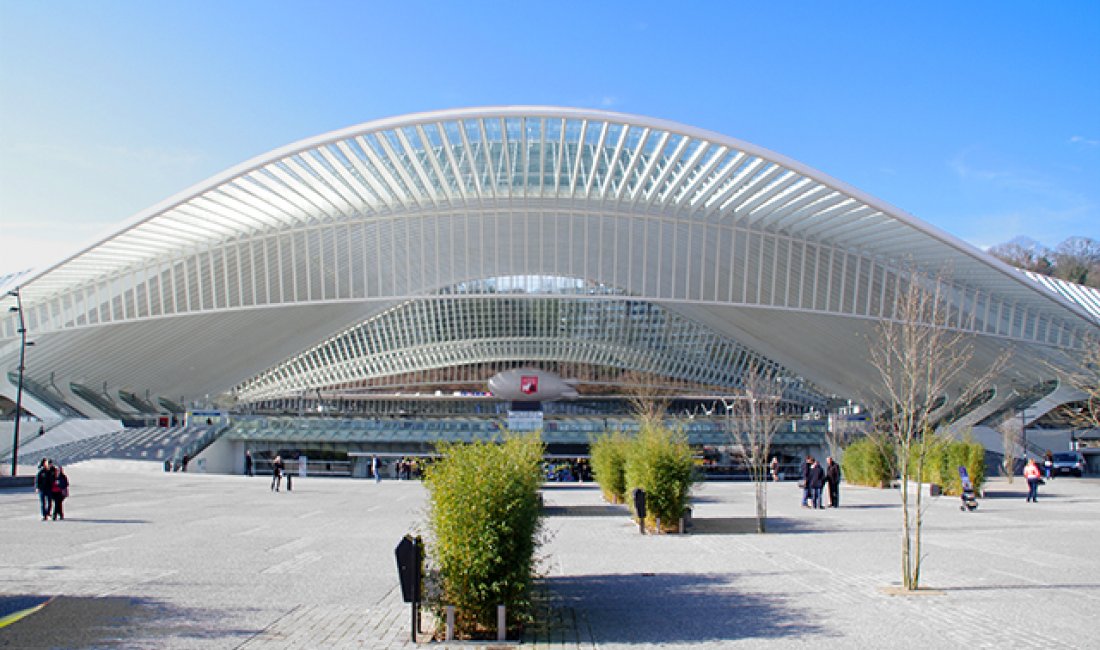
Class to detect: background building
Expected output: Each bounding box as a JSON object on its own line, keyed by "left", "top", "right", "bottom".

{"left": 3, "top": 107, "right": 1097, "bottom": 474}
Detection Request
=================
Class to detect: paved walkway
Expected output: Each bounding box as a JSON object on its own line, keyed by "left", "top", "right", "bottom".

{"left": 1, "top": 461, "right": 1098, "bottom": 648}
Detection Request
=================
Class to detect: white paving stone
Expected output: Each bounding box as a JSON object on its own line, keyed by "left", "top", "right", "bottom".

{"left": 1, "top": 465, "right": 1097, "bottom": 648}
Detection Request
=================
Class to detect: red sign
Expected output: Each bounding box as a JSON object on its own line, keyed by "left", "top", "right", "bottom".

{"left": 520, "top": 375, "right": 538, "bottom": 395}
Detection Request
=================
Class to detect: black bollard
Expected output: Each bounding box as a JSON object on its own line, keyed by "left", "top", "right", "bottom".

{"left": 632, "top": 488, "right": 647, "bottom": 534}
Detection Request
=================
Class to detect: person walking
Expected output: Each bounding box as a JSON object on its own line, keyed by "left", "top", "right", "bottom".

{"left": 770, "top": 456, "right": 780, "bottom": 482}
{"left": 371, "top": 455, "right": 380, "bottom": 483}
{"left": 244, "top": 450, "right": 254, "bottom": 477}
{"left": 35, "top": 459, "right": 53, "bottom": 521}
{"left": 271, "top": 455, "right": 284, "bottom": 492}
{"left": 799, "top": 455, "right": 813, "bottom": 508}
{"left": 50, "top": 465, "right": 69, "bottom": 520}
{"left": 825, "top": 456, "right": 841, "bottom": 508}
{"left": 807, "top": 458, "right": 826, "bottom": 509}
{"left": 1043, "top": 450, "right": 1054, "bottom": 481}
{"left": 1024, "top": 458, "right": 1042, "bottom": 502}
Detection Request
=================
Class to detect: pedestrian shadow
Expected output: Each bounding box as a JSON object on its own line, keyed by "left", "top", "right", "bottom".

{"left": 684, "top": 494, "right": 726, "bottom": 504}
{"left": 688, "top": 516, "right": 821, "bottom": 535}
{"left": 980, "top": 489, "right": 1064, "bottom": 500}
{"left": 939, "top": 582, "right": 1100, "bottom": 593}
{"left": 539, "top": 572, "right": 831, "bottom": 644}
{"left": 542, "top": 504, "right": 630, "bottom": 517}
{"left": 54, "top": 518, "right": 149, "bottom": 524}
{"left": 979, "top": 489, "right": 1026, "bottom": 499}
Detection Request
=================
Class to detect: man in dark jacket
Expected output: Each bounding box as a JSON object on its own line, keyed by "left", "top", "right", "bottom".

{"left": 807, "top": 458, "right": 826, "bottom": 509}
{"left": 825, "top": 456, "right": 841, "bottom": 508}
{"left": 799, "top": 455, "right": 813, "bottom": 508}
{"left": 35, "top": 459, "right": 53, "bottom": 521}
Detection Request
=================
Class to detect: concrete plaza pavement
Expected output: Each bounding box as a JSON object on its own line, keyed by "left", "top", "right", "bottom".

{"left": 0, "top": 461, "right": 1097, "bottom": 648}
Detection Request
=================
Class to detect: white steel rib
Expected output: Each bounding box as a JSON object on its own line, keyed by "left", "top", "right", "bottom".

{"left": 1, "top": 107, "right": 1097, "bottom": 414}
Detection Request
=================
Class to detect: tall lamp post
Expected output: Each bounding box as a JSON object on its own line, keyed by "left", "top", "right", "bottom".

{"left": 8, "top": 288, "right": 32, "bottom": 476}
{"left": 1017, "top": 407, "right": 1034, "bottom": 462}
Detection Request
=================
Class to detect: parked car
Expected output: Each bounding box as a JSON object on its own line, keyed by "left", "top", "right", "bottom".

{"left": 1051, "top": 451, "right": 1087, "bottom": 477}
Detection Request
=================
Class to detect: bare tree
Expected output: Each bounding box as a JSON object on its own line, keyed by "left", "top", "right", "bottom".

{"left": 825, "top": 409, "right": 869, "bottom": 459}
{"left": 988, "top": 236, "right": 1100, "bottom": 288}
{"left": 622, "top": 370, "right": 671, "bottom": 426}
{"left": 866, "top": 267, "right": 1007, "bottom": 591}
{"left": 1056, "top": 335, "right": 1100, "bottom": 430}
{"left": 1053, "top": 237, "right": 1100, "bottom": 288}
{"left": 987, "top": 240, "right": 1054, "bottom": 275}
{"left": 723, "top": 364, "right": 788, "bottom": 533}
{"left": 998, "top": 420, "right": 1018, "bottom": 484}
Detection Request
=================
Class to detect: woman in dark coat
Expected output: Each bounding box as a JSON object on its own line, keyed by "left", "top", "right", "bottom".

{"left": 50, "top": 465, "right": 69, "bottom": 520}
{"left": 807, "top": 459, "right": 826, "bottom": 509}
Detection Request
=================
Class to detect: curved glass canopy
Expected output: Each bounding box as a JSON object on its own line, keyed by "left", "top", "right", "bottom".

{"left": 234, "top": 275, "right": 823, "bottom": 406}
{"left": 0, "top": 107, "right": 1095, "bottom": 421}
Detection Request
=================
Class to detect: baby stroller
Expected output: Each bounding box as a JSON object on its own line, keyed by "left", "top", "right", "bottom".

{"left": 958, "top": 466, "right": 978, "bottom": 512}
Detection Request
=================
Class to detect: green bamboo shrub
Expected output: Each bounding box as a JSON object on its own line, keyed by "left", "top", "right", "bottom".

{"left": 909, "top": 434, "right": 985, "bottom": 495}
{"left": 911, "top": 433, "right": 951, "bottom": 489}
{"left": 841, "top": 436, "right": 894, "bottom": 487}
{"left": 623, "top": 423, "right": 697, "bottom": 532}
{"left": 423, "top": 434, "right": 545, "bottom": 637}
{"left": 960, "top": 436, "right": 986, "bottom": 493}
{"left": 590, "top": 431, "right": 630, "bottom": 503}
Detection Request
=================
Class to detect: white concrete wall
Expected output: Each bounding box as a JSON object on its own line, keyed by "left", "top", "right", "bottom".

{"left": 193, "top": 436, "right": 243, "bottom": 475}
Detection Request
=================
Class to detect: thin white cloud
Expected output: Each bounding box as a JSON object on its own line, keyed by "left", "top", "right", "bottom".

{"left": 0, "top": 234, "right": 88, "bottom": 276}
{"left": 947, "top": 148, "right": 1098, "bottom": 245}
{"left": 2, "top": 141, "right": 203, "bottom": 172}
{"left": 1, "top": 217, "right": 110, "bottom": 233}
{"left": 949, "top": 150, "right": 1087, "bottom": 202}
{"left": 1070, "top": 135, "right": 1100, "bottom": 147}
{"left": 101, "top": 145, "right": 204, "bottom": 168}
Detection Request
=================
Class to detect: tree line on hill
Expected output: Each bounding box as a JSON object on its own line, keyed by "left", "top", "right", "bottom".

{"left": 987, "top": 236, "right": 1100, "bottom": 288}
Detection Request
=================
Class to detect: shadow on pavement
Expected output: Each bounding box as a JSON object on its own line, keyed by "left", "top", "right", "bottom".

{"left": 0, "top": 595, "right": 259, "bottom": 649}
{"left": 51, "top": 518, "right": 150, "bottom": 524}
{"left": 939, "top": 582, "right": 1100, "bottom": 593}
{"left": 543, "top": 572, "right": 830, "bottom": 644}
{"left": 980, "top": 489, "right": 1028, "bottom": 499}
{"left": 543, "top": 505, "right": 631, "bottom": 517}
{"left": 689, "top": 516, "right": 825, "bottom": 535}
{"left": 0, "top": 594, "right": 51, "bottom": 620}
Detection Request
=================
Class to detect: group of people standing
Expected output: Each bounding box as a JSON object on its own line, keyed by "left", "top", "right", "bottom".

{"left": 394, "top": 458, "right": 420, "bottom": 480}
{"left": 35, "top": 458, "right": 69, "bottom": 521}
{"left": 799, "top": 455, "right": 841, "bottom": 509}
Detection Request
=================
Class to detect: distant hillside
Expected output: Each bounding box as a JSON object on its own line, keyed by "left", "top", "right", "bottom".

{"left": 987, "top": 236, "right": 1100, "bottom": 289}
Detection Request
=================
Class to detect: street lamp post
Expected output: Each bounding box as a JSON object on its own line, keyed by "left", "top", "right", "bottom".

{"left": 8, "top": 288, "right": 31, "bottom": 476}
{"left": 1017, "top": 407, "right": 1034, "bottom": 463}
{"left": 1020, "top": 409, "right": 1027, "bottom": 459}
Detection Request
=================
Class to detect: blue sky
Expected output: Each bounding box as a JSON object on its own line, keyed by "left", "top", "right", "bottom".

{"left": 1, "top": 1, "right": 1098, "bottom": 274}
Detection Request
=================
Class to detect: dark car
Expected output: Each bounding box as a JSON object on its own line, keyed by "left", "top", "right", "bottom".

{"left": 1051, "top": 451, "right": 1087, "bottom": 477}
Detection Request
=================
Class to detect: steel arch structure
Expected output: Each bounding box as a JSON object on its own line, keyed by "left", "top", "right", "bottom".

{"left": 1, "top": 106, "right": 1097, "bottom": 419}
{"left": 233, "top": 283, "right": 824, "bottom": 404}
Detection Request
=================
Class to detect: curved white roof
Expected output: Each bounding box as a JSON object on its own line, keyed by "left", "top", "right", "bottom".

{"left": 1, "top": 106, "right": 1096, "bottom": 413}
